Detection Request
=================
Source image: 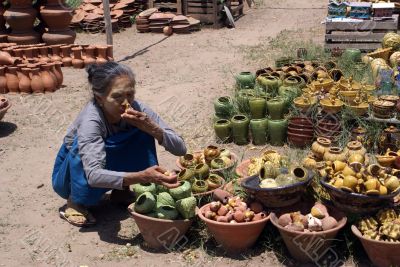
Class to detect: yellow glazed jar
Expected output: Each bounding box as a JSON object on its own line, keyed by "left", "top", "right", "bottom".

{"left": 312, "top": 137, "right": 332, "bottom": 159}
{"left": 323, "top": 147, "right": 347, "bottom": 162}
{"left": 344, "top": 141, "right": 367, "bottom": 158}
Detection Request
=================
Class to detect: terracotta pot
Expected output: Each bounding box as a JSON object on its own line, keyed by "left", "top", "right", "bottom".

{"left": 351, "top": 225, "right": 400, "bottom": 267}
{"left": 53, "top": 62, "right": 63, "bottom": 88}
{"left": 378, "top": 126, "right": 400, "bottom": 154}
{"left": 18, "top": 67, "right": 31, "bottom": 94}
{"left": 0, "top": 51, "right": 16, "bottom": 65}
{"left": 6, "top": 66, "right": 20, "bottom": 94}
{"left": 60, "top": 45, "right": 72, "bottom": 67}
{"left": 30, "top": 67, "right": 44, "bottom": 94}
{"left": 71, "top": 47, "right": 84, "bottom": 69}
{"left": 128, "top": 204, "right": 192, "bottom": 250}
{"left": 270, "top": 206, "right": 347, "bottom": 263}
{"left": 198, "top": 203, "right": 269, "bottom": 253}
{"left": 0, "top": 67, "right": 7, "bottom": 94}
{"left": 83, "top": 46, "right": 96, "bottom": 66}
{"left": 50, "top": 45, "right": 62, "bottom": 62}
{"left": 107, "top": 44, "right": 113, "bottom": 61}
{"left": 46, "top": 63, "right": 59, "bottom": 89}
{"left": 323, "top": 147, "right": 346, "bottom": 162}
{"left": 40, "top": 64, "right": 56, "bottom": 93}
{"left": 287, "top": 126, "right": 314, "bottom": 136}
{"left": 38, "top": 46, "right": 50, "bottom": 63}
{"left": 96, "top": 45, "right": 108, "bottom": 64}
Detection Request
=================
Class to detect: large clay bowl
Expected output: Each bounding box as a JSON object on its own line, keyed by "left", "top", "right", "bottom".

{"left": 235, "top": 159, "right": 251, "bottom": 178}
{"left": 270, "top": 207, "right": 347, "bottom": 263}
{"left": 128, "top": 203, "right": 192, "bottom": 250}
{"left": 198, "top": 203, "right": 269, "bottom": 253}
{"left": 0, "top": 97, "right": 11, "bottom": 121}
{"left": 241, "top": 173, "right": 313, "bottom": 208}
{"left": 176, "top": 152, "right": 238, "bottom": 173}
{"left": 320, "top": 176, "right": 398, "bottom": 214}
{"left": 351, "top": 225, "right": 400, "bottom": 267}
{"left": 193, "top": 176, "right": 226, "bottom": 197}
{"left": 288, "top": 132, "right": 314, "bottom": 147}
{"left": 287, "top": 126, "right": 314, "bottom": 136}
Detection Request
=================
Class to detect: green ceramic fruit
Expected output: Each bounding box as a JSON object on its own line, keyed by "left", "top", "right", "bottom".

{"left": 134, "top": 192, "right": 156, "bottom": 214}
{"left": 250, "top": 118, "right": 268, "bottom": 145}
{"left": 156, "top": 205, "right": 179, "bottom": 220}
{"left": 231, "top": 114, "right": 250, "bottom": 145}
{"left": 192, "top": 179, "right": 209, "bottom": 193}
{"left": 249, "top": 97, "right": 266, "bottom": 119}
{"left": 131, "top": 183, "right": 157, "bottom": 197}
{"left": 266, "top": 97, "right": 285, "bottom": 120}
{"left": 156, "top": 192, "right": 176, "bottom": 208}
{"left": 178, "top": 168, "right": 195, "bottom": 182}
{"left": 214, "top": 119, "right": 232, "bottom": 143}
{"left": 235, "top": 71, "right": 256, "bottom": 89}
{"left": 176, "top": 196, "right": 197, "bottom": 219}
{"left": 214, "top": 96, "right": 234, "bottom": 118}
{"left": 268, "top": 119, "right": 288, "bottom": 146}
{"left": 169, "top": 181, "right": 192, "bottom": 200}
{"left": 194, "top": 163, "right": 210, "bottom": 179}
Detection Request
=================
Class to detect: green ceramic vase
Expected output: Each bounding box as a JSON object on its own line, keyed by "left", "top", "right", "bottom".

{"left": 256, "top": 74, "right": 280, "bottom": 94}
{"left": 249, "top": 97, "right": 266, "bottom": 119}
{"left": 214, "top": 96, "right": 233, "bottom": 118}
{"left": 268, "top": 118, "right": 288, "bottom": 146}
{"left": 266, "top": 97, "right": 285, "bottom": 120}
{"left": 213, "top": 119, "right": 232, "bottom": 143}
{"left": 250, "top": 118, "right": 268, "bottom": 145}
{"left": 236, "top": 89, "right": 256, "bottom": 113}
{"left": 231, "top": 114, "right": 250, "bottom": 145}
{"left": 235, "top": 71, "right": 255, "bottom": 89}
{"left": 342, "top": 48, "right": 362, "bottom": 62}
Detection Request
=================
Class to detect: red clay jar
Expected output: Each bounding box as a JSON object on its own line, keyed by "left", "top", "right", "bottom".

{"left": 0, "top": 51, "right": 16, "bottom": 65}
{"left": 18, "top": 67, "right": 32, "bottom": 94}
{"left": 60, "top": 45, "right": 72, "bottom": 67}
{"left": 96, "top": 45, "right": 108, "bottom": 64}
{"left": 83, "top": 46, "right": 96, "bottom": 66}
{"left": 30, "top": 67, "right": 44, "bottom": 94}
{"left": 6, "top": 66, "right": 19, "bottom": 94}
{"left": 50, "top": 45, "right": 62, "bottom": 62}
{"left": 71, "top": 47, "right": 84, "bottom": 69}
{"left": 46, "top": 63, "right": 59, "bottom": 89}
{"left": 39, "top": 46, "right": 50, "bottom": 63}
{"left": 53, "top": 61, "right": 63, "bottom": 88}
{"left": 0, "top": 66, "right": 7, "bottom": 94}
{"left": 40, "top": 64, "right": 56, "bottom": 93}
{"left": 13, "top": 48, "right": 23, "bottom": 60}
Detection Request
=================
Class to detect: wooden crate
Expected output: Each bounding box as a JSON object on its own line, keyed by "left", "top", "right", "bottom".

{"left": 149, "top": 0, "right": 183, "bottom": 14}
{"left": 325, "top": 15, "right": 399, "bottom": 52}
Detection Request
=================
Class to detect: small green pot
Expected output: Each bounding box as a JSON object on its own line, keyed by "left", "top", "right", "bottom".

{"left": 178, "top": 168, "right": 195, "bottom": 182}
{"left": 156, "top": 205, "right": 179, "bottom": 220}
{"left": 342, "top": 48, "right": 362, "bottom": 62}
{"left": 194, "top": 163, "right": 210, "bottom": 179}
{"left": 156, "top": 192, "right": 176, "bottom": 208}
{"left": 130, "top": 182, "right": 157, "bottom": 197}
{"left": 213, "top": 119, "right": 232, "bottom": 143}
{"left": 235, "top": 71, "right": 255, "bottom": 89}
{"left": 231, "top": 114, "right": 250, "bottom": 145}
{"left": 192, "top": 179, "right": 209, "bottom": 193}
{"left": 210, "top": 158, "right": 226, "bottom": 169}
{"left": 169, "top": 181, "right": 192, "bottom": 200}
{"left": 266, "top": 97, "right": 285, "bottom": 120}
{"left": 249, "top": 97, "right": 266, "bottom": 119}
{"left": 176, "top": 196, "right": 197, "bottom": 219}
{"left": 268, "top": 118, "right": 288, "bottom": 146}
{"left": 236, "top": 89, "right": 256, "bottom": 113}
{"left": 250, "top": 118, "right": 268, "bottom": 145}
{"left": 214, "top": 96, "right": 233, "bottom": 118}
{"left": 134, "top": 192, "right": 156, "bottom": 214}
{"left": 256, "top": 74, "right": 280, "bottom": 94}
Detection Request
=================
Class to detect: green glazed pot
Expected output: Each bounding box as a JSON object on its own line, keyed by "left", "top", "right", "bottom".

{"left": 342, "top": 48, "right": 362, "bottom": 62}
{"left": 213, "top": 119, "right": 232, "bottom": 143}
{"left": 156, "top": 192, "right": 176, "bottom": 208}
{"left": 279, "top": 76, "right": 301, "bottom": 97}
{"left": 235, "top": 71, "right": 255, "bottom": 89}
{"left": 131, "top": 182, "right": 157, "bottom": 197}
{"left": 210, "top": 158, "right": 226, "bottom": 169}
{"left": 236, "top": 89, "right": 256, "bottom": 113}
{"left": 178, "top": 168, "right": 195, "bottom": 182}
{"left": 250, "top": 118, "right": 268, "bottom": 145}
{"left": 192, "top": 179, "right": 209, "bottom": 193}
{"left": 134, "top": 192, "right": 156, "bottom": 214}
{"left": 194, "top": 163, "right": 210, "bottom": 179}
{"left": 249, "top": 97, "right": 266, "bottom": 119}
{"left": 257, "top": 74, "right": 280, "bottom": 94}
{"left": 231, "top": 114, "right": 250, "bottom": 145}
{"left": 266, "top": 97, "right": 285, "bottom": 120}
{"left": 176, "top": 196, "right": 197, "bottom": 219}
{"left": 268, "top": 118, "right": 288, "bottom": 146}
{"left": 156, "top": 205, "right": 179, "bottom": 220}
{"left": 214, "top": 96, "right": 233, "bottom": 118}
{"left": 169, "top": 181, "right": 192, "bottom": 200}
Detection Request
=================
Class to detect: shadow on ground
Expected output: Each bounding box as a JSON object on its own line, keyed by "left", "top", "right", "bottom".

{"left": 0, "top": 121, "right": 17, "bottom": 138}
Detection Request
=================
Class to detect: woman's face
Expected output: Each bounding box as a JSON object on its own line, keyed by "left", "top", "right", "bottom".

{"left": 96, "top": 75, "right": 135, "bottom": 124}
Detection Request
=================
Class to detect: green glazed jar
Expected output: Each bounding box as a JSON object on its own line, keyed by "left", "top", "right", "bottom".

{"left": 250, "top": 118, "right": 268, "bottom": 146}
{"left": 194, "top": 163, "right": 210, "bottom": 179}
{"left": 192, "top": 179, "right": 209, "bottom": 193}
{"left": 342, "top": 48, "right": 362, "bottom": 62}
{"left": 268, "top": 118, "right": 288, "bottom": 146}
{"left": 278, "top": 76, "right": 301, "bottom": 98}
{"left": 236, "top": 89, "right": 256, "bottom": 113}
{"left": 249, "top": 97, "right": 266, "bottom": 119}
{"left": 235, "top": 71, "right": 255, "bottom": 89}
{"left": 256, "top": 74, "right": 280, "bottom": 94}
{"left": 266, "top": 97, "right": 285, "bottom": 120}
{"left": 214, "top": 96, "right": 233, "bottom": 118}
{"left": 231, "top": 114, "right": 250, "bottom": 145}
{"left": 213, "top": 119, "right": 232, "bottom": 143}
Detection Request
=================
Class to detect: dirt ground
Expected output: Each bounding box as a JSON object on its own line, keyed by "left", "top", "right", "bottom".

{"left": 0, "top": 1, "right": 338, "bottom": 266}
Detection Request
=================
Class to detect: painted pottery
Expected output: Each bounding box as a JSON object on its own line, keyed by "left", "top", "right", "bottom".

{"left": 266, "top": 97, "right": 285, "bottom": 120}
{"left": 372, "top": 100, "right": 395, "bottom": 119}
{"left": 268, "top": 119, "right": 287, "bottom": 146}
{"left": 231, "top": 115, "right": 250, "bottom": 145}
{"left": 71, "top": 47, "right": 84, "bottom": 69}
{"left": 0, "top": 67, "right": 7, "bottom": 94}
{"left": 235, "top": 71, "right": 255, "bottom": 89}
{"left": 30, "top": 67, "right": 44, "bottom": 94}
{"left": 378, "top": 126, "right": 400, "bottom": 154}
{"left": 6, "top": 66, "right": 19, "bottom": 94}
{"left": 250, "top": 118, "right": 268, "bottom": 145}
{"left": 96, "top": 45, "right": 108, "bottom": 64}
{"left": 249, "top": 97, "right": 266, "bottom": 119}
{"left": 214, "top": 96, "right": 233, "bottom": 118}
{"left": 60, "top": 45, "right": 72, "bottom": 67}
{"left": 213, "top": 119, "right": 231, "bottom": 143}
{"left": 18, "top": 67, "right": 31, "bottom": 94}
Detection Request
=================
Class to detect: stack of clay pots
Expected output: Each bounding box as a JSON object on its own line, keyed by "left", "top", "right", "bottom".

{"left": 287, "top": 116, "right": 314, "bottom": 148}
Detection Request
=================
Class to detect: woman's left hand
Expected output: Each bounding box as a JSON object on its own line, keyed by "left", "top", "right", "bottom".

{"left": 121, "top": 109, "right": 164, "bottom": 142}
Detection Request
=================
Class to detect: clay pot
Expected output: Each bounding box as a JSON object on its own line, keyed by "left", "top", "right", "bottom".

{"left": 311, "top": 137, "right": 331, "bottom": 159}
{"left": 0, "top": 51, "right": 16, "bottom": 65}
{"left": 235, "top": 71, "right": 256, "bottom": 89}
{"left": 266, "top": 97, "right": 285, "bottom": 120}
{"left": 344, "top": 141, "right": 366, "bottom": 158}
{"left": 6, "top": 66, "right": 20, "bottom": 94}
{"left": 323, "top": 147, "right": 346, "bottom": 162}
{"left": 40, "top": 64, "right": 56, "bottom": 93}
{"left": 378, "top": 126, "right": 400, "bottom": 154}
{"left": 50, "top": 45, "right": 62, "bottom": 62}
{"left": 96, "top": 45, "right": 108, "bottom": 64}
{"left": 38, "top": 46, "right": 50, "bottom": 63}
{"left": 250, "top": 118, "right": 268, "bottom": 145}
{"left": 83, "top": 46, "right": 96, "bottom": 66}
{"left": 249, "top": 97, "right": 266, "bottom": 119}
{"left": 231, "top": 115, "right": 250, "bottom": 145}
{"left": 128, "top": 203, "right": 192, "bottom": 250}
{"left": 213, "top": 119, "right": 232, "bottom": 143}
{"left": 0, "top": 67, "right": 7, "bottom": 94}
{"left": 18, "top": 67, "right": 32, "bottom": 94}
{"left": 198, "top": 203, "right": 269, "bottom": 253}
{"left": 30, "top": 67, "right": 44, "bottom": 94}
{"left": 60, "top": 45, "right": 72, "bottom": 67}
{"left": 288, "top": 132, "right": 314, "bottom": 148}
{"left": 268, "top": 119, "right": 288, "bottom": 146}
{"left": 13, "top": 48, "right": 23, "bottom": 59}
{"left": 71, "top": 47, "right": 84, "bottom": 69}
{"left": 53, "top": 62, "right": 63, "bottom": 88}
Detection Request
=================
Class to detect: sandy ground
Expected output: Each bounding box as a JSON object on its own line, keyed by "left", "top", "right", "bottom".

{"left": 0, "top": 1, "right": 335, "bottom": 266}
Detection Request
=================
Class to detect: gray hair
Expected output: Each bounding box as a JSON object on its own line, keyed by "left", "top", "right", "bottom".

{"left": 86, "top": 62, "right": 136, "bottom": 97}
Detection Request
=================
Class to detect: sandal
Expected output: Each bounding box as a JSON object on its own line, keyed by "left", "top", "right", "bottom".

{"left": 59, "top": 207, "right": 96, "bottom": 227}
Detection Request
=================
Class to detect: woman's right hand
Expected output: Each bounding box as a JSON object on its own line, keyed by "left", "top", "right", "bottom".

{"left": 142, "top": 165, "right": 180, "bottom": 189}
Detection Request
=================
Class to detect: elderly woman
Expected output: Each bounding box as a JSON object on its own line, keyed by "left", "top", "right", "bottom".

{"left": 52, "top": 62, "right": 186, "bottom": 227}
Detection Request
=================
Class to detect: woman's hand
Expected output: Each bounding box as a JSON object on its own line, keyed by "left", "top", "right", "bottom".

{"left": 142, "top": 166, "right": 180, "bottom": 188}
{"left": 121, "top": 109, "right": 164, "bottom": 143}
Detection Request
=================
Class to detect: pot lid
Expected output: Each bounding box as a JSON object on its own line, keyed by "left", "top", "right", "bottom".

{"left": 72, "top": 10, "right": 87, "bottom": 23}
{"left": 384, "top": 126, "right": 399, "bottom": 133}
{"left": 379, "top": 95, "right": 399, "bottom": 102}
{"left": 84, "top": 13, "right": 103, "bottom": 20}
{"left": 112, "top": 3, "right": 128, "bottom": 10}
{"left": 172, "top": 15, "right": 189, "bottom": 22}
{"left": 111, "top": 9, "right": 124, "bottom": 18}
{"left": 138, "top": 8, "right": 158, "bottom": 18}
{"left": 82, "top": 3, "right": 98, "bottom": 11}
{"left": 120, "top": 0, "right": 136, "bottom": 4}
{"left": 93, "top": 8, "right": 103, "bottom": 15}
{"left": 373, "top": 100, "right": 395, "bottom": 108}
{"left": 149, "top": 12, "right": 176, "bottom": 20}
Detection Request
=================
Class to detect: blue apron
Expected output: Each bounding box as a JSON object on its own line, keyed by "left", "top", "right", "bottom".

{"left": 51, "top": 128, "right": 158, "bottom": 206}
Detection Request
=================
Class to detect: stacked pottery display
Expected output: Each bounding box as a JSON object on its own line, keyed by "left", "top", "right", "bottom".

{"left": 287, "top": 117, "right": 314, "bottom": 147}
{"left": 4, "top": 0, "right": 41, "bottom": 44}
{"left": 40, "top": 0, "right": 76, "bottom": 45}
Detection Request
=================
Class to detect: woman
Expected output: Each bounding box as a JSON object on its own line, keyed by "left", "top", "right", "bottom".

{"left": 52, "top": 62, "right": 187, "bottom": 227}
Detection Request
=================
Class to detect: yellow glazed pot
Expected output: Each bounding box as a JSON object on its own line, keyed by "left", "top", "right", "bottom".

{"left": 324, "top": 147, "right": 347, "bottom": 162}
{"left": 311, "top": 137, "right": 332, "bottom": 159}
